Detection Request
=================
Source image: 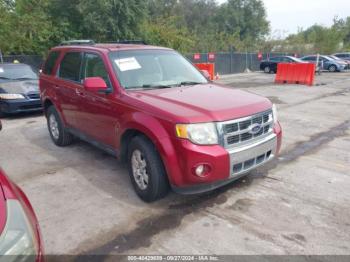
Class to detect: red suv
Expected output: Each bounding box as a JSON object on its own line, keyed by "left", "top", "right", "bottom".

{"left": 40, "top": 41, "right": 282, "bottom": 202}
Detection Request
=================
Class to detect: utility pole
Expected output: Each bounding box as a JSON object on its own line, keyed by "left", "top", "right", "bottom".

{"left": 0, "top": 49, "right": 3, "bottom": 64}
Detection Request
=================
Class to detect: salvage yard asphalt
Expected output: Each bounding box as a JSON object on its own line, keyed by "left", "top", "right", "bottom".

{"left": 0, "top": 71, "right": 349, "bottom": 257}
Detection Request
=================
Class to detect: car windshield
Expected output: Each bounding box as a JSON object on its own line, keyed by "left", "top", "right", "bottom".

{"left": 0, "top": 64, "right": 38, "bottom": 81}
{"left": 323, "top": 56, "right": 333, "bottom": 61}
{"left": 329, "top": 55, "right": 340, "bottom": 60}
{"left": 109, "top": 50, "right": 208, "bottom": 90}
{"left": 290, "top": 57, "right": 304, "bottom": 63}
{"left": 269, "top": 57, "right": 281, "bottom": 62}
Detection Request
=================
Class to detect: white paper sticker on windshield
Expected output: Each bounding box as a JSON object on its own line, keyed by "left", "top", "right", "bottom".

{"left": 0, "top": 68, "right": 4, "bottom": 73}
{"left": 115, "top": 57, "right": 141, "bottom": 72}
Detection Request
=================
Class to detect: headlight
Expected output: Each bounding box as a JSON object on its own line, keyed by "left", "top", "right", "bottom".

{"left": 272, "top": 104, "right": 278, "bottom": 124}
{"left": 0, "top": 94, "right": 25, "bottom": 100}
{"left": 176, "top": 122, "right": 218, "bottom": 145}
{"left": 0, "top": 200, "right": 37, "bottom": 261}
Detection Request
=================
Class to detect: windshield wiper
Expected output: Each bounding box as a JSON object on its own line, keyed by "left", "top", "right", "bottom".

{"left": 13, "top": 77, "right": 38, "bottom": 81}
{"left": 141, "top": 84, "right": 173, "bottom": 89}
{"left": 178, "top": 81, "right": 203, "bottom": 86}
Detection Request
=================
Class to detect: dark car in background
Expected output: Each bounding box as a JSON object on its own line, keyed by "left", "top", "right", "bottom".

{"left": 301, "top": 55, "right": 347, "bottom": 72}
{"left": 332, "top": 52, "right": 350, "bottom": 62}
{"left": 0, "top": 63, "right": 42, "bottom": 117}
{"left": 260, "top": 56, "right": 306, "bottom": 73}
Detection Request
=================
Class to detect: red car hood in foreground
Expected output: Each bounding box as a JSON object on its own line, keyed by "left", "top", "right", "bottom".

{"left": 0, "top": 168, "right": 43, "bottom": 261}
{"left": 128, "top": 83, "right": 272, "bottom": 123}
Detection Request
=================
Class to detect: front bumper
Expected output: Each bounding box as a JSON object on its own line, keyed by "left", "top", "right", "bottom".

{"left": 0, "top": 99, "right": 43, "bottom": 114}
{"left": 171, "top": 123, "right": 282, "bottom": 194}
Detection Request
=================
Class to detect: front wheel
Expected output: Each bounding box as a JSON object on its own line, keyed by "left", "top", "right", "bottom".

{"left": 328, "top": 65, "right": 337, "bottom": 72}
{"left": 127, "top": 136, "right": 169, "bottom": 202}
{"left": 46, "top": 106, "right": 74, "bottom": 146}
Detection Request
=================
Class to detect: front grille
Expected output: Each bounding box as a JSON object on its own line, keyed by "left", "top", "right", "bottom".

{"left": 27, "top": 93, "right": 40, "bottom": 100}
{"left": 221, "top": 110, "right": 273, "bottom": 148}
{"left": 232, "top": 150, "right": 272, "bottom": 175}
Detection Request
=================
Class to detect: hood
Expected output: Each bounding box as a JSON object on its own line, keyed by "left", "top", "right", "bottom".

{"left": 337, "top": 61, "right": 348, "bottom": 65}
{"left": 127, "top": 83, "right": 272, "bottom": 123}
{"left": 0, "top": 80, "right": 39, "bottom": 94}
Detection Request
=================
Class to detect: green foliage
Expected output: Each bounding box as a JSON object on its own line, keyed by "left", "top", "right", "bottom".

{"left": 0, "top": 0, "right": 271, "bottom": 55}
{"left": 215, "top": 0, "right": 269, "bottom": 43}
{"left": 0, "top": 0, "right": 76, "bottom": 55}
{"left": 142, "top": 17, "right": 195, "bottom": 53}
{"left": 270, "top": 18, "right": 349, "bottom": 54}
{"left": 76, "top": 0, "right": 147, "bottom": 42}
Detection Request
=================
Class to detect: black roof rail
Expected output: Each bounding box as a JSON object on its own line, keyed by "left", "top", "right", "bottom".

{"left": 59, "top": 40, "right": 95, "bottom": 46}
{"left": 107, "top": 40, "right": 147, "bottom": 45}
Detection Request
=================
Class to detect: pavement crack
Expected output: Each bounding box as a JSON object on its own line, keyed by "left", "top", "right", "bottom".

{"left": 76, "top": 189, "right": 229, "bottom": 257}
{"left": 282, "top": 88, "right": 350, "bottom": 109}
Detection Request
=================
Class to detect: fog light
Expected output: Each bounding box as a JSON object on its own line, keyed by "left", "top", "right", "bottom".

{"left": 195, "top": 165, "right": 205, "bottom": 176}
{"left": 193, "top": 164, "right": 211, "bottom": 178}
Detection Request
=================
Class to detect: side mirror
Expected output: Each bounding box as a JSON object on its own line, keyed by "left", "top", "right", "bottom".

{"left": 83, "top": 77, "right": 108, "bottom": 93}
{"left": 200, "top": 70, "right": 211, "bottom": 80}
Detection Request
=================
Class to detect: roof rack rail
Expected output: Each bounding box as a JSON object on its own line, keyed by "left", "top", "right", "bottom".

{"left": 59, "top": 40, "right": 95, "bottom": 46}
{"left": 107, "top": 40, "right": 147, "bottom": 45}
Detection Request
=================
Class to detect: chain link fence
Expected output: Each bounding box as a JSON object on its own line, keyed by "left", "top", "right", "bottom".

{"left": 186, "top": 52, "right": 297, "bottom": 75}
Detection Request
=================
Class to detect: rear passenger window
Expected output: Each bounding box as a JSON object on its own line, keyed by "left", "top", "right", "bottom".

{"left": 43, "top": 51, "right": 60, "bottom": 75}
{"left": 59, "top": 52, "right": 82, "bottom": 82}
{"left": 305, "top": 57, "right": 315, "bottom": 61}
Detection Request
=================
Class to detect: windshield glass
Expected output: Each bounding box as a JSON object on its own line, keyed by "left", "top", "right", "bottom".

{"left": 290, "top": 57, "right": 304, "bottom": 63}
{"left": 109, "top": 50, "right": 208, "bottom": 89}
{"left": 0, "top": 64, "right": 38, "bottom": 81}
{"left": 329, "top": 55, "right": 341, "bottom": 61}
{"left": 323, "top": 56, "right": 333, "bottom": 61}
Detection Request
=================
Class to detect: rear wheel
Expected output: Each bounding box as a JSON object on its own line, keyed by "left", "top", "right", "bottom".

{"left": 264, "top": 66, "right": 271, "bottom": 73}
{"left": 47, "top": 106, "right": 74, "bottom": 146}
{"left": 127, "top": 136, "right": 169, "bottom": 202}
{"left": 328, "top": 65, "right": 337, "bottom": 72}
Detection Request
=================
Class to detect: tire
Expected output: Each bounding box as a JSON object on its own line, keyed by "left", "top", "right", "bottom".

{"left": 0, "top": 110, "right": 5, "bottom": 119}
{"left": 264, "top": 66, "right": 271, "bottom": 73}
{"left": 127, "top": 136, "right": 169, "bottom": 202}
{"left": 328, "top": 65, "right": 337, "bottom": 72}
{"left": 46, "top": 106, "right": 73, "bottom": 147}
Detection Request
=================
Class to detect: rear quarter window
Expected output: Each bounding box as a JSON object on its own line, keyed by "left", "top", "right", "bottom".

{"left": 43, "top": 51, "right": 60, "bottom": 75}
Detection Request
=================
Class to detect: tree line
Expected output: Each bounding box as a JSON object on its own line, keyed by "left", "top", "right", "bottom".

{"left": 0, "top": 0, "right": 349, "bottom": 56}
{"left": 265, "top": 17, "right": 350, "bottom": 55}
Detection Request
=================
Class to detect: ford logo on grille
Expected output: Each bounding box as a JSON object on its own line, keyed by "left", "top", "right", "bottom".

{"left": 249, "top": 123, "right": 262, "bottom": 135}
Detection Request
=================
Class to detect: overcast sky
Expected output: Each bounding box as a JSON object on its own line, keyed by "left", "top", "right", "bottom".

{"left": 217, "top": 0, "right": 350, "bottom": 37}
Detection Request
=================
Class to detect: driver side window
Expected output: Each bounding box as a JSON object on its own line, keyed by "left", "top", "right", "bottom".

{"left": 82, "top": 53, "right": 112, "bottom": 89}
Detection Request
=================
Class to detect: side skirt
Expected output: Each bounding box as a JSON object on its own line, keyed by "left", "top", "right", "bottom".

{"left": 66, "top": 127, "right": 118, "bottom": 158}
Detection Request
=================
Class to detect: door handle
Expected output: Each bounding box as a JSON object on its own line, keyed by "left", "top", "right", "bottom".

{"left": 75, "top": 89, "right": 84, "bottom": 96}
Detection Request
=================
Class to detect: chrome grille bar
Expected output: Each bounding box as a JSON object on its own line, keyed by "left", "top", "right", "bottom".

{"left": 217, "top": 109, "right": 274, "bottom": 149}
